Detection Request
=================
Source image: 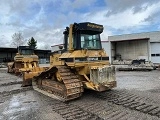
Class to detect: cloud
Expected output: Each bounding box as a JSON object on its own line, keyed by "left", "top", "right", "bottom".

{"left": 0, "top": 0, "right": 160, "bottom": 48}
{"left": 34, "top": 28, "right": 64, "bottom": 49}
{"left": 83, "top": 1, "right": 160, "bottom": 36}
{"left": 104, "top": 0, "right": 159, "bottom": 15}
{"left": 0, "top": 35, "right": 11, "bottom": 47}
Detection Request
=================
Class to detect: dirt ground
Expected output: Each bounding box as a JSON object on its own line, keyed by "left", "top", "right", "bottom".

{"left": 0, "top": 68, "right": 160, "bottom": 120}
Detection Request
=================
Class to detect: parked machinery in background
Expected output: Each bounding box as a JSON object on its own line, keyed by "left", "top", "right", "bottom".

{"left": 7, "top": 46, "right": 43, "bottom": 82}
{"left": 117, "top": 59, "right": 155, "bottom": 71}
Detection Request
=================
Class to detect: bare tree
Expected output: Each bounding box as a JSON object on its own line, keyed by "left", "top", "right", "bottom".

{"left": 10, "top": 32, "right": 25, "bottom": 47}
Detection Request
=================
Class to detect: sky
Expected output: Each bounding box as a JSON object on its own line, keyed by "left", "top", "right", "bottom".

{"left": 1, "top": 0, "right": 160, "bottom": 49}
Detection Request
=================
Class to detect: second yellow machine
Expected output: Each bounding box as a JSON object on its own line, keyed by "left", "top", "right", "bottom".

{"left": 23, "top": 22, "right": 117, "bottom": 101}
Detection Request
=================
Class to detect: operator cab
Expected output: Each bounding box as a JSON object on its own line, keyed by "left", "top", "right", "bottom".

{"left": 63, "top": 22, "right": 103, "bottom": 51}
{"left": 18, "top": 46, "right": 34, "bottom": 55}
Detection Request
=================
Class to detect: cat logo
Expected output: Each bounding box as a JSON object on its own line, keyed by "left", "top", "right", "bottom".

{"left": 87, "top": 23, "right": 103, "bottom": 29}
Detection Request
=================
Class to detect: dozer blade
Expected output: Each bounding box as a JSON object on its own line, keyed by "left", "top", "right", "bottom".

{"left": 7, "top": 62, "right": 14, "bottom": 73}
{"left": 21, "top": 67, "right": 48, "bottom": 87}
{"left": 22, "top": 72, "right": 39, "bottom": 87}
{"left": 32, "top": 65, "right": 84, "bottom": 101}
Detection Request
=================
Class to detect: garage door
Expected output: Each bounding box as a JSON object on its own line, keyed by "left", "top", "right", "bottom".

{"left": 151, "top": 43, "right": 160, "bottom": 63}
{"left": 115, "top": 40, "right": 149, "bottom": 60}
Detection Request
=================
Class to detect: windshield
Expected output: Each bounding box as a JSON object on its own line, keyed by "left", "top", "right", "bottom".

{"left": 21, "top": 49, "right": 33, "bottom": 55}
{"left": 81, "top": 34, "right": 102, "bottom": 49}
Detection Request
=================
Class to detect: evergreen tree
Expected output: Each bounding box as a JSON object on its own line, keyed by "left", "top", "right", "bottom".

{"left": 27, "top": 37, "right": 37, "bottom": 49}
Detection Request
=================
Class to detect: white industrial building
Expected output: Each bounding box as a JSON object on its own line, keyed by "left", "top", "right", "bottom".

{"left": 107, "top": 31, "right": 160, "bottom": 64}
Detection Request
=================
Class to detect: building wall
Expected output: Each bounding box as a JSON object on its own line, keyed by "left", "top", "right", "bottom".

{"left": 101, "top": 41, "right": 112, "bottom": 63}
{"left": 0, "top": 52, "right": 15, "bottom": 62}
{"left": 34, "top": 51, "right": 51, "bottom": 64}
{"left": 108, "top": 31, "right": 160, "bottom": 64}
{"left": 101, "top": 41, "right": 110, "bottom": 56}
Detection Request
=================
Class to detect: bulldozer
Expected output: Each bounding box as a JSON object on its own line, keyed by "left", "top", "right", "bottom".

{"left": 7, "top": 46, "right": 37, "bottom": 75}
{"left": 7, "top": 46, "right": 46, "bottom": 86}
{"left": 22, "top": 22, "right": 117, "bottom": 101}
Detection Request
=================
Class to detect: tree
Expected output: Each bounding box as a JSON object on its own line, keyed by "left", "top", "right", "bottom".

{"left": 27, "top": 37, "right": 37, "bottom": 49}
{"left": 11, "top": 32, "right": 25, "bottom": 47}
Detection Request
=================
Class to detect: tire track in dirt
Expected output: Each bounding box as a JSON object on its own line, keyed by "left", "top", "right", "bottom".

{"left": 94, "top": 89, "right": 160, "bottom": 118}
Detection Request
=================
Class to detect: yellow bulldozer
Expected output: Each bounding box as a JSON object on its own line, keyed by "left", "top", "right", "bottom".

{"left": 7, "top": 46, "right": 45, "bottom": 86}
{"left": 22, "top": 22, "right": 117, "bottom": 101}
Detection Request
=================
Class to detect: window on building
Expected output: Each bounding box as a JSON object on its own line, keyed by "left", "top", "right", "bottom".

{"left": 151, "top": 54, "right": 155, "bottom": 57}
{"left": 156, "top": 54, "right": 160, "bottom": 56}
{"left": 151, "top": 54, "right": 160, "bottom": 57}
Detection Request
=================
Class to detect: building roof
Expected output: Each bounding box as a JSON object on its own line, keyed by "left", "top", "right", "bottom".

{"left": 108, "top": 31, "right": 160, "bottom": 42}
{"left": 0, "top": 47, "right": 51, "bottom": 53}
{"left": 0, "top": 47, "right": 17, "bottom": 52}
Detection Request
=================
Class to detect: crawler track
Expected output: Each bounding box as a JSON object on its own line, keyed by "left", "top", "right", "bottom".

{"left": 33, "top": 65, "right": 83, "bottom": 101}
{"left": 94, "top": 90, "right": 160, "bottom": 118}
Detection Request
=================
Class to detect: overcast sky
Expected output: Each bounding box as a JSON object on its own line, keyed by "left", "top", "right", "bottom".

{"left": 0, "top": 0, "right": 160, "bottom": 49}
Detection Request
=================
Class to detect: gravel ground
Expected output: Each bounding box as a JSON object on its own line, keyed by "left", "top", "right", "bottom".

{"left": 116, "top": 70, "right": 160, "bottom": 91}
{"left": 0, "top": 68, "right": 160, "bottom": 120}
{"left": 116, "top": 70, "right": 160, "bottom": 105}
